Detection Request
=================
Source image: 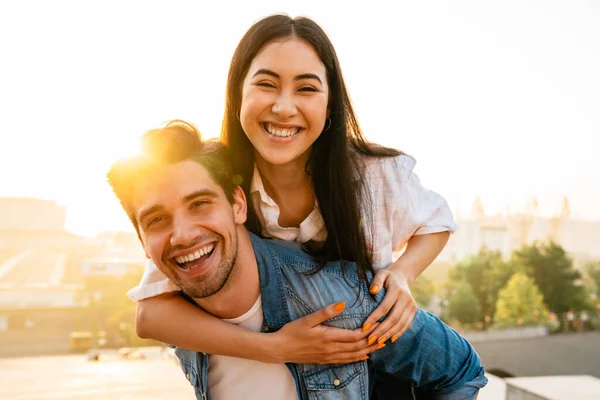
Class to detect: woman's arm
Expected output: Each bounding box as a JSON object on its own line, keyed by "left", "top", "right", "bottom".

{"left": 136, "top": 292, "right": 376, "bottom": 364}
{"left": 361, "top": 231, "right": 450, "bottom": 344}
{"left": 358, "top": 154, "right": 454, "bottom": 345}
{"left": 388, "top": 231, "right": 450, "bottom": 285}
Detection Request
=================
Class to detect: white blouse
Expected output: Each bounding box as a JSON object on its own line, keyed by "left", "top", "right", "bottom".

{"left": 127, "top": 154, "right": 456, "bottom": 301}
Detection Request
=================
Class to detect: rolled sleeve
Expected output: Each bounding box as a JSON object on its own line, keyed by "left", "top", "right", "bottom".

{"left": 399, "top": 156, "right": 457, "bottom": 237}
{"left": 127, "top": 259, "right": 181, "bottom": 302}
{"left": 364, "top": 154, "right": 457, "bottom": 269}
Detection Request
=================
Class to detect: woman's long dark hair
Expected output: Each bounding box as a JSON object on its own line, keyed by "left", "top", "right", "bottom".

{"left": 221, "top": 14, "right": 401, "bottom": 285}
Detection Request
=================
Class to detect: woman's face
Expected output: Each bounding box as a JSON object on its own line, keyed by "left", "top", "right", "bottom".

{"left": 240, "top": 37, "right": 329, "bottom": 168}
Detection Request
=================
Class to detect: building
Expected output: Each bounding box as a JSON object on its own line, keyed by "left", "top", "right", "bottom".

{"left": 438, "top": 197, "right": 600, "bottom": 263}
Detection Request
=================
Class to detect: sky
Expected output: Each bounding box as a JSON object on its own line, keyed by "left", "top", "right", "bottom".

{"left": 0, "top": 0, "right": 598, "bottom": 236}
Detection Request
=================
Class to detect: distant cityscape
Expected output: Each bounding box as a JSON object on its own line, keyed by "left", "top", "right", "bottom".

{"left": 1, "top": 195, "right": 599, "bottom": 313}
{"left": 440, "top": 196, "right": 600, "bottom": 264}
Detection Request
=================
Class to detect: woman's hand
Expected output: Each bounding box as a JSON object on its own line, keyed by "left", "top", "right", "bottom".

{"left": 362, "top": 269, "right": 418, "bottom": 346}
{"left": 268, "top": 302, "right": 381, "bottom": 364}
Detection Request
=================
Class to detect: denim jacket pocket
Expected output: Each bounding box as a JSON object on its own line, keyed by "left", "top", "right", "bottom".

{"left": 303, "top": 362, "right": 367, "bottom": 399}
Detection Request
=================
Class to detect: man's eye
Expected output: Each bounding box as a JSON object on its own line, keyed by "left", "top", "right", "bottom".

{"left": 147, "top": 216, "right": 166, "bottom": 227}
{"left": 191, "top": 200, "right": 206, "bottom": 209}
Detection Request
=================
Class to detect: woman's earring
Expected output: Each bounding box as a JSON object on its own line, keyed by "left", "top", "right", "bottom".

{"left": 324, "top": 118, "right": 332, "bottom": 131}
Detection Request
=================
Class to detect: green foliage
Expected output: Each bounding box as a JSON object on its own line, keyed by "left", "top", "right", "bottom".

{"left": 584, "top": 260, "right": 600, "bottom": 306}
{"left": 446, "top": 247, "right": 517, "bottom": 325}
{"left": 446, "top": 280, "right": 481, "bottom": 325}
{"left": 511, "top": 242, "right": 588, "bottom": 313}
{"left": 494, "top": 272, "right": 549, "bottom": 329}
{"left": 411, "top": 274, "right": 434, "bottom": 308}
{"left": 80, "top": 268, "right": 154, "bottom": 347}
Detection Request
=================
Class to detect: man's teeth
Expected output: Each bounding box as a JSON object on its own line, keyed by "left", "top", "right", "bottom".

{"left": 175, "top": 244, "right": 215, "bottom": 264}
{"left": 265, "top": 123, "right": 299, "bottom": 137}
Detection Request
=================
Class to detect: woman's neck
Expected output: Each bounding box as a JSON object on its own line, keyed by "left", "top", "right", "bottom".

{"left": 255, "top": 152, "right": 315, "bottom": 228}
{"left": 255, "top": 153, "right": 312, "bottom": 199}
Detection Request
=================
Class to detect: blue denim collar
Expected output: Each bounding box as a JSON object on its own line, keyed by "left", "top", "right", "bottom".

{"left": 249, "top": 232, "right": 293, "bottom": 332}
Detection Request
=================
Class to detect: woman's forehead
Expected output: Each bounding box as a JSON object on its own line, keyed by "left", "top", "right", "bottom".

{"left": 248, "top": 38, "right": 326, "bottom": 78}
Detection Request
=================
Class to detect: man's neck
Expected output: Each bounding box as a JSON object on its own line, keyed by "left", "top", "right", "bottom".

{"left": 193, "top": 229, "right": 260, "bottom": 320}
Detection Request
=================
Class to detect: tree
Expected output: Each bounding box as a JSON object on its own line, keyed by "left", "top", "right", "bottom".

{"left": 584, "top": 261, "right": 600, "bottom": 305}
{"left": 511, "top": 242, "right": 588, "bottom": 313}
{"left": 494, "top": 272, "right": 549, "bottom": 329}
{"left": 80, "top": 269, "right": 152, "bottom": 347}
{"left": 411, "top": 275, "right": 434, "bottom": 309}
{"left": 446, "top": 247, "right": 517, "bottom": 325}
{"left": 446, "top": 281, "right": 481, "bottom": 325}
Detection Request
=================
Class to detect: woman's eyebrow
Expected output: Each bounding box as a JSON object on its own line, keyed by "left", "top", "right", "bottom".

{"left": 252, "top": 69, "right": 323, "bottom": 84}
{"left": 294, "top": 73, "right": 322, "bottom": 84}
{"left": 252, "top": 68, "right": 279, "bottom": 79}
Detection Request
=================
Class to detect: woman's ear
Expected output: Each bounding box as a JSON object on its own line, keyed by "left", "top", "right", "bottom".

{"left": 232, "top": 186, "right": 247, "bottom": 225}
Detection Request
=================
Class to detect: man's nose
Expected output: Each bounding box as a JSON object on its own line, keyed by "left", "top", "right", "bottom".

{"left": 170, "top": 214, "right": 201, "bottom": 247}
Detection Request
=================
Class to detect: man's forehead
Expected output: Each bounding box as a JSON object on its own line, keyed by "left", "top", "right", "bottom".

{"left": 132, "top": 161, "right": 222, "bottom": 216}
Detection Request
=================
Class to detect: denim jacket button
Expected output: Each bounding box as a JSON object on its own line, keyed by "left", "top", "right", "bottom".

{"left": 263, "top": 326, "right": 269, "bottom": 332}
{"left": 333, "top": 378, "right": 341, "bottom": 386}
{"left": 186, "top": 373, "right": 190, "bottom": 381}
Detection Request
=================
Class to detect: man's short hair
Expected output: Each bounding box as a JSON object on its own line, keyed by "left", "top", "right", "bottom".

{"left": 107, "top": 120, "right": 234, "bottom": 235}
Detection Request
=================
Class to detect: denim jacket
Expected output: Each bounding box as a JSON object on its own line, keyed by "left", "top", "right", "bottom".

{"left": 174, "top": 233, "right": 485, "bottom": 399}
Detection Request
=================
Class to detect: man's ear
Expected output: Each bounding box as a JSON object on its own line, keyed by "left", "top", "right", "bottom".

{"left": 232, "top": 186, "right": 247, "bottom": 224}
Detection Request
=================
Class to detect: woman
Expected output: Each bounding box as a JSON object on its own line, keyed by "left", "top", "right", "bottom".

{"left": 129, "top": 14, "right": 454, "bottom": 364}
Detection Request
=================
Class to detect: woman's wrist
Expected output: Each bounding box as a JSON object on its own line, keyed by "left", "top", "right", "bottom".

{"left": 388, "top": 258, "right": 416, "bottom": 286}
{"left": 254, "top": 330, "right": 286, "bottom": 364}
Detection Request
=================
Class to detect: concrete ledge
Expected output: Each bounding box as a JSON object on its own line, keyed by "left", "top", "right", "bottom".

{"left": 463, "top": 326, "right": 548, "bottom": 343}
{"left": 505, "top": 375, "right": 600, "bottom": 400}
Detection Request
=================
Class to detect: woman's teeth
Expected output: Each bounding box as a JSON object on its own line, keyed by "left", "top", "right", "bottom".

{"left": 264, "top": 123, "right": 300, "bottom": 138}
{"left": 175, "top": 243, "right": 215, "bottom": 265}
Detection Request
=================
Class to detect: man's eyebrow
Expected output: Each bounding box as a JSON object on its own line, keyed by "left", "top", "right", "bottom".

{"left": 252, "top": 69, "right": 323, "bottom": 85}
{"left": 137, "top": 190, "right": 219, "bottom": 222}
{"left": 138, "top": 205, "right": 164, "bottom": 223}
{"left": 184, "top": 189, "right": 219, "bottom": 202}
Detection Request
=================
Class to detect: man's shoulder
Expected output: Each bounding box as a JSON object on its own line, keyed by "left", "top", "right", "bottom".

{"left": 261, "top": 238, "right": 367, "bottom": 280}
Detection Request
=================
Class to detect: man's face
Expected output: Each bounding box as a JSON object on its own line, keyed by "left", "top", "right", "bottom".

{"left": 132, "top": 160, "right": 246, "bottom": 299}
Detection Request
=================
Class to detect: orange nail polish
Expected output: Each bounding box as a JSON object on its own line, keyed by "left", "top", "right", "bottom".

{"left": 391, "top": 335, "right": 399, "bottom": 343}
{"left": 368, "top": 336, "right": 378, "bottom": 346}
{"left": 369, "top": 285, "right": 379, "bottom": 294}
{"left": 376, "top": 343, "right": 386, "bottom": 350}
{"left": 378, "top": 337, "right": 387, "bottom": 345}
{"left": 360, "top": 355, "right": 369, "bottom": 361}
{"left": 362, "top": 322, "right": 372, "bottom": 332}
{"left": 333, "top": 302, "right": 346, "bottom": 312}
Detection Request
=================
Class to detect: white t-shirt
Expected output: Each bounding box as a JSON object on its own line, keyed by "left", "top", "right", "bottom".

{"left": 127, "top": 154, "right": 456, "bottom": 301}
{"left": 208, "top": 295, "right": 298, "bottom": 400}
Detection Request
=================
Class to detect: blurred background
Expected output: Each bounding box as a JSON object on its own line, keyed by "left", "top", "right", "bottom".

{"left": 0, "top": 1, "right": 598, "bottom": 399}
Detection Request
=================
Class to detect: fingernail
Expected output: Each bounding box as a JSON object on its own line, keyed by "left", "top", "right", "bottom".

{"left": 391, "top": 335, "right": 399, "bottom": 343}
{"left": 333, "top": 302, "right": 346, "bottom": 312}
{"left": 378, "top": 337, "right": 387, "bottom": 345}
{"left": 362, "top": 322, "right": 372, "bottom": 332}
{"left": 369, "top": 285, "right": 379, "bottom": 294}
{"left": 376, "top": 343, "right": 386, "bottom": 350}
{"left": 368, "top": 336, "right": 378, "bottom": 346}
{"left": 360, "top": 355, "right": 369, "bottom": 361}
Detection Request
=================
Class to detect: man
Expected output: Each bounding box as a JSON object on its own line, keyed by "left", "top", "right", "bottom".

{"left": 107, "top": 120, "right": 487, "bottom": 399}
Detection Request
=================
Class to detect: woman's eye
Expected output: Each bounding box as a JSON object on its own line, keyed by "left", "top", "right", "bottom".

{"left": 298, "top": 86, "right": 317, "bottom": 92}
{"left": 257, "top": 82, "right": 276, "bottom": 89}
